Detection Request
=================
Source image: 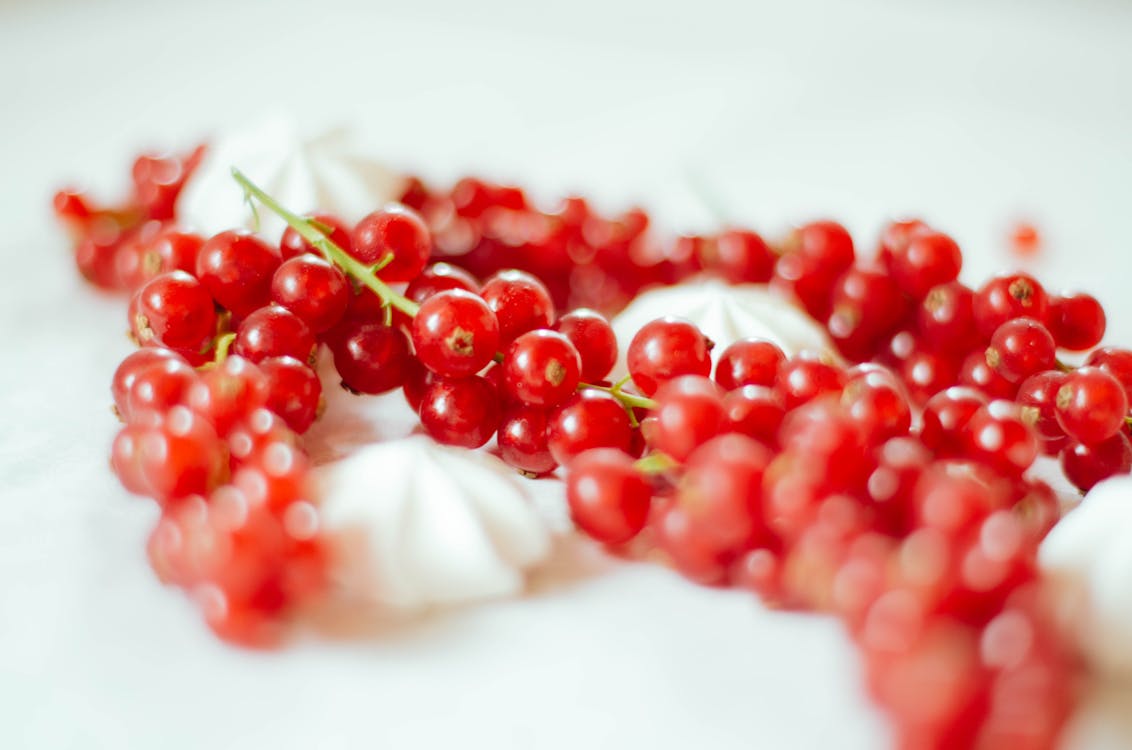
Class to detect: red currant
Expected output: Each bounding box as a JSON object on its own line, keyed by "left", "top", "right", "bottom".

{"left": 554, "top": 308, "right": 618, "bottom": 382}
{"left": 411, "top": 290, "right": 500, "bottom": 378}
{"left": 195, "top": 230, "right": 281, "bottom": 317}
{"left": 418, "top": 375, "right": 500, "bottom": 448}
{"left": 626, "top": 317, "right": 712, "bottom": 396}
{"left": 480, "top": 269, "right": 556, "bottom": 345}
{"left": 129, "top": 270, "right": 217, "bottom": 354}
{"left": 566, "top": 448, "right": 651, "bottom": 545}
{"left": 351, "top": 204, "right": 432, "bottom": 282}
{"left": 1054, "top": 366, "right": 1128, "bottom": 444}
{"left": 270, "top": 254, "right": 350, "bottom": 335}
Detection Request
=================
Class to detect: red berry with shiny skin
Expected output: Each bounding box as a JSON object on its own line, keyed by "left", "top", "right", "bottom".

{"left": 962, "top": 401, "right": 1040, "bottom": 476}
{"left": 1085, "top": 347, "right": 1132, "bottom": 403}
{"left": 546, "top": 390, "right": 633, "bottom": 465}
{"left": 406, "top": 262, "right": 479, "bottom": 303}
{"left": 125, "top": 357, "right": 200, "bottom": 417}
{"left": 129, "top": 270, "right": 217, "bottom": 353}
{"left": 501, "top": 330, "right": 581, "bottom": 407}
{"left": 329, "top": 321, "right": 412, "bottom": 395}
{"left": 650, "top": 376, "right": 726, "bottom": 462}
{"left": 270, "top": 254, "right": 351, "bottom": 335}
{"left": 958, "top": 350, "right": 1016, "bottom": 400}
{"left": 418, "top": 375, "right": 500, "bottom": 448}
{"left": 626, "top": 317, "right": 712, "bottom": 396}
{"left": 916, "top": 282, "right": 979, "bottom": 354}
{"left": 1049, "top": 293, "right": 1106, "bottom": 351}
{"left": 195, "top": 230, "right": 281, "bottom": 317}
{"left": 554, "top": 308, "right": 618, "bottom": 382}
{"left": 885, "top": 230, "right": 962, "bottom": 300}
{"left": 1055, "top": 367, "right": 1129, "bottom": 444}
{"left": 920, "top": 387, "right": 988, "bottom": 455}
{"left": 566, "top": 448, "right": 651, "bottom": 545}
{"left": 351, "top": 204, "right": 432, "bottom": 282}
{"left": 972, "top": 272, "right": 1049, "bottom": 339}
{"left": 259, "top": 356, "right": 322, "bottom": 433}
{"left": 280, "top": 212, "right": 352, "bottom": 260}
{"left": 700, "top": 228, "right": 775, "bottom": 284}
{"left": 233, "top": 305, "right": 316, "bottom": 365}
{"left": 187, "top": 356, "right": 270, "bottom": 436}
{"left": 1016, "top": 371, "right": 1069, "bottom": 443}
{"left": 1062, "top": 433, "right": 1132, "bottom": 492}
{"left": 776, "top": 353, "right": 846, "bottom": 410}
{"left": 676, "top": 433, "right": 775, "bottom": 552}
{"left": 481, "top": 269, "right": 556, "bottom": 345}
{"left": 723, "top": 385, "right": 785, "bottom": 445}
{"left": 985, "top": 317, "right": 1056, "bottom": 384}
{"left": 497, "top": 406, "right": 557, "bottom": 475}
{"left": 137, "top": 405, "right": 228, "bottom": 503}
{"left": 139, "top": 228, "right": 204, "bottom": 279}
{"left": 112, "top": 347, "right": 186, "bottom": 419}
{"left": 840, "top": 366, "right": 912, "bottom": 445}
{"left": 411, "top": 289, "right": 500, "bottom": 378}
{"left": 714, "top": 338, "right": 785, "bottom": 391}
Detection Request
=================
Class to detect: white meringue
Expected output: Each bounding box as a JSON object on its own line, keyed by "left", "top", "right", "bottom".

{"left": 179, "top": 117, "right": 404, "bottom": 242}
{"left": 314, "top": 436, "right": 553, "bottom": 611}
{"left": 610, "top": 279, "right": 833, "bottom": 375}
{"left": 1040, "top": 475, "right": 1132, "bottom": 679}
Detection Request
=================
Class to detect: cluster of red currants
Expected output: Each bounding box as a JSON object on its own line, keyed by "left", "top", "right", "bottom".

{"left": 54, "top": 155, "right": 1128, "bottom": 748}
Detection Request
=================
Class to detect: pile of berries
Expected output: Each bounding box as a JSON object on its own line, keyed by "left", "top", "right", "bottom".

{"left": 54, "top": 150, "right": 1132, "bottom": 749}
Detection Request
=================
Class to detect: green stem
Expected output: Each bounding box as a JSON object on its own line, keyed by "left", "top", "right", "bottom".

{"left": 231, "top": 167, "right": 419, "bottom": 317}
{"left": 577, "top": 382, "right": 657, "bottom": 411}
{"left": 634, "top": 452, "right": 676, "bottom": 474}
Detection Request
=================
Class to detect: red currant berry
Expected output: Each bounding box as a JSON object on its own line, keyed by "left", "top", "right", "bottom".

{"left": 972, "top": 272, "right": 1049, "bottom": 339}
{"left": 650, "top": 376, "right": 725, "bottom": 462}
{"left": 958, "top": 350, "right": 1016, "bottom": 400}
{"left": 626, "top": 317, "right": 713, "bottom": 397}
{"left": 546, "top": 390, "right": 633, "bottom": 465}
{"left": 406, "top": 262, "right": 479, "bottom": 304}
{"left": 259, "top": 357, "right": 322, "bottom": 433}
{"left": 411, "top": 289, "right": 500, "bottom": 378}
{"left": 827, "top": 267, "right": 910, "bottom": 361}
{"left": 501, "top": 330, "right": 581, "bottom": 407}
{"left": 188, "top": 356, "right": 270, "bottom": 436}
{"left": 270, "top": 254, "right": 350, "bottom": 335}
{"left": 714, "top": 338, "right": 785, "bottom": 391}
{"left": 776, "top": 353, "right": 846, "bottom": 410}
{"left": 418, "top": 375, "right": 501, "bottom": 448}
{"left": 699, "top": 228, "right": 775, "bottom": 284}
{"left": 328, "top": 320, "right": 412, "bottom": 395}
{"left": 876, "top": 218, "right": 929, "bottom": 267}
{"left": 984, "top": 318, "right": 1056, "bottom": 384}
{"left": 480, "top": 269, "right": 556, "bottom": 345}
{"left": 961, "top": 401, "right": 1039, "bottom": 476}
{"left": 280, "top": 213, "right": 352, "bottom": 260}
{"left": 1016, "top": 371, "right": 1069, "bottom": 443}
{"left": 884, "top": 230, "right": 962, "bottom": 300}
{"left": 129, "top": 270, "right": 217, "bottom": 353}
{"left": 1054, "top": 366, "right": 1129, "bottom": 444}
{"left": 920, "top": 387, "right": 988, "bottom": 455}
{"left": 916, "top": 282, "right": 979, "bottom": 354}
{"left": 195, "top": 230, "right": 281, "bottom": 317}
{"left": 112, "top": 347, "right": 186, "bottom": 419}
{"left": 111, "top": 421, "right": 155, "bottom": 496}
{"left": 840, "top": 367, "right": 912, "bottom": 445}
{"left": 721, "top": 384, "right": 783, "bottom": 443}
{"left": 676, "top": 433, "right": 775, "bottom": 552}
{"left": 566, "top": 448, "right": 651, "bottom": 545}
{"left": 554, "top": 308, "right": 618, "bottom": 382}
{"left": 1061, "top": 433, "right": 1132, "bottom": 492}
{"left": 125, "top": 357, "right": 200, "bottom": 417}
{"left": 351, "top": 204, "right": 431, "bottom": 282}
{"left": 233, "top": 305, "right": 316, "bottom": 365}
{"left": 138, "top": 405, "right": 228, "bottom": 503}
{"left": 144, "top": 229, "right": 204, "bottom": 277}
{"left": 497, "top": 406, "right": 557, "bottom": 475}
{"left": 1049, "top": 293, "right": 1105, "bottom": 351}
{"left": 867, "top": 437, "right": 931, "bottom": 536}
{"left": 1086, "top": 347, "right": 1132, "bottom": 403}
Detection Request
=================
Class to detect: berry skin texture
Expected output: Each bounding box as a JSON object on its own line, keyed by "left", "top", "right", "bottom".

{"left": 650, "top": 376, "right": 725, "bottom": 463}
{"left": 714, "top": 338, "right": 785, "bottom": 391}
{"left": 984, "top": 318, "right": 1056, "bottom": 384}
{"left": 566, "top": 449, "right": 652, "bottom": 545}
{"left": 1049, "top": 293, "right": 1105, "bottom": 351}
{"left": 270, "top": 255, "right": 351, "bottom": 335}
{"left": 699, "top": 229, "right": 775, "bottom": 284}
{"left": 916, "top": 282, "right": 979, "bottom": 354}
{"left": 351, "top": 204, "right": 432, "bottom": 282}
{"left": 411, "top": 289, "right": 501, "bottom": 378}
{"left": 406, "top": 263, "right": 480, "bottom": 303}
{"left": 480, "top": 269, "right": 556, "bottom": 345}
{"left": 195, "top": 230, "right": 282, "bottom": 317}
{"left": 501, "top": 330, "right": 581, "bottom": 407}
{"left": 418, "top": 375, "right": 501, "bottom": 448}
{"left": 1085, "top": 347, "right": 1132, "bottom": 403}
{"left": 920, "top": 387, "right": 988, "bottom": 456}
{"left": 885, "top": 230, "right": 962, "bottom": 300}
{"left": 329, "top": 321, "right": 412, "bottom": 395}
{"left": 1054, "top": 367, "right": 1129, "bottom": 444}
{"left": 258, "top": 357, "right": 322, "bottom": 433}
{"left": 1016, "top": 371, "right": 1069, "bottom": 444}
{"left": 137, "top": 406, "right": 228, "bottom": 503}
{"left": 554, "top": 308, "right": 618, "bottom": 382}
{"left": 188, "top": 356, "right": 271, "bottom": 436}
{"left": 962, "top": 401, "right": 1040, "bottom": 477}
{"left": 112, "top": 347, "right": 186, "bottom": 419}
{"left": 233, "top": 305, "right": 316, "bottom": 365}
{"left": 497, "top": 406, "right": 557, "bottom": 475}
{"left": 626, "top": 317, "right": 713, "bottom": 397}
{"left": 546, "top": 390, "right": 633, "bottom": 466}
{"left": 1062, "top": 433, "right": 1132, "bottom": 492}
{"left": 723, "top": 385, "right": 785, "bottom": 445}
{"left": 972, "top": 273, "right": 1049, "bottom": 339}
{"left": 676, "top": 433, "right": 774, "bottom": 553}
{"left": 129, "top": 270, "right": 216, "bottom": 353}
{"left": 125, "top": 357, "right": 200, "bottom": 417}
{"left": 776, "top": 353, "right": 846, "bottom": 410}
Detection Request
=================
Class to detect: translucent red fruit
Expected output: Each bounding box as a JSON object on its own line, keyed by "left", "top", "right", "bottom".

{"left": 195, "top": 230, "right": 282, "bottom": 317}
{"left": 233, "top": 305, "right": 316, "bottom": 365}
{"left": 270, "top": 254, "right": 351, "bottom": 335}
{"left": 626, "top": 317, "right": 713, "bottom": 397}
{"left": 714, "top": 338, "right": 785, "bottom": 391}
{"left": 258, "top": 357, "right": 322, "bottom": 433}
{"left": 972, "top": 272, "right": 1049, "bottom": 339}
{"left": 418, "top": 375, "right": 500, "bottom": 448}
{"left": 328, "top": 321, "right": 412, "bottom": 395}
{"left": 1049, "top": 293, "right": 1105, "bottom": 351}
{"left": 566, "top": 448, "right": 652, "bottom": 545}
{"left": 984, "top": 317, "right": 1056, "bottom": 384}
{"left": 1054, "top": 366, "right": 1129, "bottom": 444}
{"left": 137, "top": 406, "right": 228, "bottom": 503}
{"left": 884, "top": 230, "right": 962, "bottom": 300}
{"left": 411, "top": 289, "right": 500, "bottom": 378}
{"left": 501, "top": 330, "right": 581, "bottom": 407}
{"left": 480, "top": 269, "right": 556, "bottom": 345}
{"left": 280, "top": 212, "right": 352, "bottom": 260}
{"left": 129, "top": 270, "right": 217, "bottom": 353}
{"left": 649, "top": 376, "right": 725, "bottom": 463}
{"left": 351, "top": 203, "right": 432, "bottom": 282}
{"left": 554, "top": 308, "right": 618, "bottom": 382}
{"left": 546, "top": 391, "right": 633, "bottom": 466}
{"left": 497, "top": 406, "right": 557, "bottom": 475}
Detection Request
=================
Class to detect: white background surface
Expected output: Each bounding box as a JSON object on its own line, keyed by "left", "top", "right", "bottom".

{"left": 2, "top": 0, "right": 1132, "bottom": 747}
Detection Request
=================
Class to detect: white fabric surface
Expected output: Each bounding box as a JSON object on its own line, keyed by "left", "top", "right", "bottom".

{"left": 1, "top": 0, "right": 1131, "bottom": 748}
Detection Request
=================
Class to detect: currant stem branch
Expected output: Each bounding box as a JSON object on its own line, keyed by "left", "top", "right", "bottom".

{"left": 231, "top": 167, "right": 420, "bottom": 317}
